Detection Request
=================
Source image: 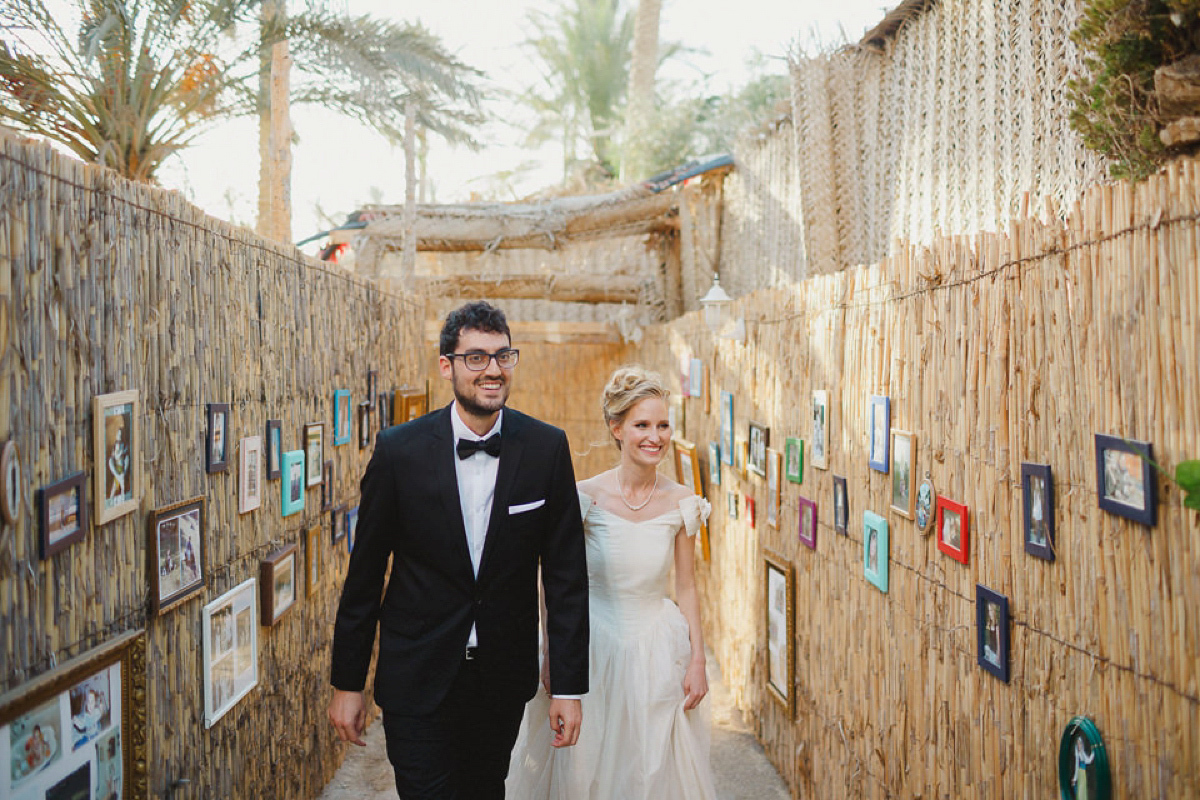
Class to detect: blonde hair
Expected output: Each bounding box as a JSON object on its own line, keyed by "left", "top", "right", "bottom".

{"left": 601, "top": 366, "right": 670, "bottom": 449}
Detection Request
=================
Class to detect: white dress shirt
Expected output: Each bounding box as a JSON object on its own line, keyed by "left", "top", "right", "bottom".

{"left": 450, "top": 402, "right": 502, "bottom": 647}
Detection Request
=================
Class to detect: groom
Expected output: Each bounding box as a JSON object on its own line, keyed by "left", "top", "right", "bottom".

{"left": 328, "top": 301, "right": 589, "bottom": 799}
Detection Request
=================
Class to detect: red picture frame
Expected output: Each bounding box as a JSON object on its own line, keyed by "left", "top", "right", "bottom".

{"left": 936, "top": 495, "right": 969, "bottom": 564}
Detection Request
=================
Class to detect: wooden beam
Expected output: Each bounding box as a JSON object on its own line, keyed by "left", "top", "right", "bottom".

{"left": 417, "top": 274, "right": 642, "bottom": 304}
{"left": 425, "top": 320, "right": 620, "bottom": 345}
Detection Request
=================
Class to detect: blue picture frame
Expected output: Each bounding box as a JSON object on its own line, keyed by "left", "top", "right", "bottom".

{"left": 346, "top": 505, "right": 360, "bottom": 553}
{"left": 720, "top": 391, "right": 734, "bottom": 466}
{"left": 867, "top": 395, "right": 890, "bottom": 473}
{"left": 707, "top": 442, "right": 721, "bottom": 487}
{"left": 333, "top": 389, "right": 352, "bottom": 446}
{"left": 976, "top": 584, "right": 1010, "bottom": 683}
{"left": 863, "top": 510, "right": 889, "bottom": 592}
{"left": 281, "top": 450, "right": 305, "bottom": 516}
{"left": 1094, "top": 433, "right": 1156, "bottom": 526}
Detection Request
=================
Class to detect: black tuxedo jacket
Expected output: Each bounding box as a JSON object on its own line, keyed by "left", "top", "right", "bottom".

{"left": 330, "top": 404, "right": 589, "bottom": 716}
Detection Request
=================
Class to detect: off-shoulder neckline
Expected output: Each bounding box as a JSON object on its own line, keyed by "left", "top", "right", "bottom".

{"left": 579, "top": 489, "right": 694, "bottom": 526}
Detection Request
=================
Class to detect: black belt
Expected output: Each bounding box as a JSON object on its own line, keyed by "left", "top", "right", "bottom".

{"left": 464, "top": 646, "right": 478, "bottom": 661}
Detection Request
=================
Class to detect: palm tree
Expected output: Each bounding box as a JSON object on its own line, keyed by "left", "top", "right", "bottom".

{"left": 622, "top": 0, "right": 660, "bottom": 181}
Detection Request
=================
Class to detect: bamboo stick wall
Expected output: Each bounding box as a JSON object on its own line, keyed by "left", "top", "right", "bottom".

{"left": 0, "top": 131, "right": 424, "bottom": 799}
{"left": 632, "top": 157, "right": 1200, "bottom": 796}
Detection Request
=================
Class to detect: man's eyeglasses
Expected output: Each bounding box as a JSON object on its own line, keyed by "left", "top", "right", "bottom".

{"left": 444, "top": 349, "right": 520, "bottom": 370}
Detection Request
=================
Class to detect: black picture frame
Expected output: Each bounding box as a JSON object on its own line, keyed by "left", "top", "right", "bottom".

{"left": 832, "top": 475, "right": 848, "bottom": 536}
{"left": 38, "top": 471, "right": 88, "bottom": 559}
{"left": 206, "top": 403, "right": 230, "bottom": 474}
{"left": 331, "top": 503, "right": 347, "bottom": 545}
{"left": 748, "top": 422, "right": 769, "bottom": 477}
{"left": 976, "top": 584, "right": 1010, "bottom": 683}
{"left": 265, "top": 419, "right": 282, "bottom": 480}
{"left": 148, "top": 496, "right": 206, "bottom": 615}
{"left": 358, "top": 401, "right": 372, "bottom": 449}
{"left": 1022, "top": 462, "right": 1055, "bottom": 561}
{"left": 367, "top": 369, "right": 378, "bottom": 406}
{"left": 1094, "top": 433, "right": 1156, "bottom": 526}
{"left": 321, "top": 460, "right": 334, "bottom": 512}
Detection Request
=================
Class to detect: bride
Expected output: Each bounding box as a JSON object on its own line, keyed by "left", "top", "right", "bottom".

{"left": 506, "top": 366, "right": 717, "bottom": 799}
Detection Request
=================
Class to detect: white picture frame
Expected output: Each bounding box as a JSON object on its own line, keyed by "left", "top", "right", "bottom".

{"left": 202, "top": 578, "right": 258, "bottom": 728}
{"left": 239, "top": 436, "right": 262, "bottom": 514}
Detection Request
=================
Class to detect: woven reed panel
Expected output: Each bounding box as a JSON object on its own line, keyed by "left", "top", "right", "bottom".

{"left": 0, "top": 132, "right": 423, "bottom": 799}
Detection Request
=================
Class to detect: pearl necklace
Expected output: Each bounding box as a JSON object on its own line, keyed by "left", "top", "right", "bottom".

{"left": 617, "top": 468, "right": 659, "bottom": 512}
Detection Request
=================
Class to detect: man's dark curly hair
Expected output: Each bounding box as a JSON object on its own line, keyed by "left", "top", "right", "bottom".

{"left": 439, "top": 301, "right": 511, "bottom": 355}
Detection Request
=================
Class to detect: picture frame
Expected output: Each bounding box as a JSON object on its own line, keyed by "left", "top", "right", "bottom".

{"left": 975, "top": 584, "right": 1010, "bottom": 683}
{"left": 832, "top": 475, "right": 849, "bottom": 536}
{"left": 148, "top": 496, "right": 205, "bottom": 615}
{"left": 259, "top": 544, "right": 298, "bottom": 626}
{"left": 811, "top": 389, "right": 829, "bottom": 470}
{"left": 346, "top": 505, "right": 360, "bottom": 553}
{"left": 206, "top": 402, "right": 230, "bottom": 474}
{"left": 303, "top": 422, "right": 324, "bottom": 488}
{"left": 727, "top": 491, "right": 739, "bottom": 519}
{"left": 265, "top": 419, "right": 282, "bottom": 480}
{"left": 0, "top": 630, "right": 147, "bottom": 798}
{"left": 889, "top": 429, "right": 916, "bottom": 519}
{"left": 1094, "top": 433, "right": 1156, "bottom": 526}
{"left": 358, "top": 400, "right": 372, "bottom": 449}
{"left": 688, "top": 357, "right": 704, "bottom": 399}
{"left": 936, "top": 495, "right": 969, "bottom": 564}
{"left": 720, "top": 391, "right": 734, "bottom": 466}
{"left": 1, "top": 439, "right": 20, "bottom": 525}
{"left": 395, "top": 387, "right": 428, "bottom": 424}
{"left": 736, "top": 440, "right": 749, "bottom": 479}
{"left": 38, "top": 471, "right": 87, "bottom": 560}
{"left": 1022, "top": 462, "right": 1055, "bottom": 561}
{"left": 668, "top": 394, "right": 686, "bottom": 440}
{"left": 281, "top": 450, "right": 305, "bottom": 517}
{"left": 748, "top": 422, "right": 769, "bottom": 477}
{"left": 763, "top": 550, "right": 795, "bottom": 718}
{"left": 915, "top": 475, "right": 935, "bottom": 535}
{"left": 707, "top": 442, "right": 721, "bottom": 487}
{"left": 377, "top": 391, "right": 392, "bottom": 429}
{"left": 367, "top": 369, "right": 378, "bottom": 406}
{"left": 93, "top": 389, "right": 140, "bottom": 524}
{"left": 202, "top": 578, "right": 257, "bottom": 728}
{"left": 320, "top": 460, "right": 334, "bottom": 512}
{"left": 238, "top": 436, "right": 262, "bottom": 514}
{"left": 863, "top": 510, "right": 889, "bottom": 593}
{"left": 867, "top": 394, "right": 890, "bottom": 473}
{"left": 305, "top": 524, "right": 322, "bottom": 598}
{"left": 797, "top": 496, "right": 817, "bottom": 550}
{"left": 1057, "top": 716, "right": 1112, "bottom": 800}
{"left": 766, "top": 448, "right": 782, "bottom": 529}
{"left": 333, "top": 389, "right": 352, "bottom": 446}
{"left": 784, "top": 437, "right": 803, "bottom": 484}
{"left": 331, "top": 503, "right": 347, "bottom": 545}
{"left": 673, "top": 438, "right": 710, "bottom": 560}
{"left": 745, "top": 495, "right": 756, "bottom": 528}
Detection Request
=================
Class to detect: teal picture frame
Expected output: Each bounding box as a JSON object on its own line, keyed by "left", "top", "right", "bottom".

{"left": 1057, "top": 716, "right": 1111, "bottom": 799}
{"left": 863, "top": 510, "right": 889, "bottom": 593}
{"left": 785, "top": 437, "right": 803, "bottom": 484}
{"left": 281, "top": 450, "right": 305, "bottom": 517}
{"left": 333, "top": 389, "right": 352, "bottom": 446}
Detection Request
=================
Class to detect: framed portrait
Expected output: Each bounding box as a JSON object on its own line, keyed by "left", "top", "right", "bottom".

{"left": 1094, "top": 433, "right": 1156, "bottom": 526}
{"left": 303, "top": 423, "right": 324, "bottom": 488}
{"left": 748, "top": 422, "right": 769, "bottom": 477}
{"left": 727, "top": 491, "right": 739, "bottom": 519}
{"left": 346, "top": 505, "right": 360, "bottom": 553}
{"left": 688, "top": 357, "right": 704, "bottom": 399}
{"left": 915, "top": 476, "right": 936, "bottom": 535}
{"left": 358, "top": 401, "right": 372, "bottom": 449}
{"left": 976, "top": 584, "right": 1010, "bottom": 682}
{"left": 1022, "top": 462, "right": 1054, "bottom": 561}
{"left": 38, "top": 472, "right": 87, "bottom": 560}
{"left": 673, "top": 438, "right": 710, "bottom": 560}
{"left": 0, "top": 630, "right": 146, "bottom": 798}
{"left": 333, "top": 389, "right": 352, "bottom": 446}
{"left": 377, "top": 391, "right": 392, "bottom": 429}
{"left": 832, "top": 475, "right": 848, "bottom": 536}
{"left": 867, "top": 394, "right": 890, "bottom": 473}
{"left": 1, "top": 439, "right": 20, "bottom": 525}
{"left": 811, "top": 389, "right": 829, "bottom": 470}
{"left": 720, "top": 391, "right": 734, "bottom": 466}
{"left": 239, "top": 436, "right": 262, "bottom": 514}
{"left": 784, "top": 437, "right": 803, "bottom": 484}
{"left": 744, "top": 495, "right": 756, "bottom": 528}
{"left": 863, "top": 510, "right": 889, "bottom": 593}
{"left": 736, "top": 440, "right": 749, "bottom": 479}
{"left": 320, "top": 460, "right": 334, "bottom": 512}
{"left": 936, "top": 495, "right": 969, "bottom": 564}
{"left": 889, "top": 430, "right": 916, "bottom": 519}
{"left": 206, "top": 402, "right": 230, "bottom": 474}
{"left": 367, "top": 369, "right": 378, "bottom": 406}
{"left": 331, "top": 503, "right": 347, "bottom": 545}
{"left": 766, "top": 449, "right": 782, "bottom": 529}
{"left": 202, "top": 578, "right": 258, "bottom": 728}
{"left": 797, "top": 496, "right": 817, "bottom": 550}
{"left": 148, "top": 497, "right": 205, "bottom": 615}
{"left": 265, "top": 419, "right": 282, "bottom": 480}
{"left": 281, "top": 450, "right": 305, "bottom": 517}
{"left": 93, "top": 390, "right": 140, "bottom": 524}
{"left": 1057, "top": 716, "right": 1112, "bottom": 800}
{"left": 259, "top": 544, "right": 297, "bottom": 626}
{"left": 395, "top": 388, "right": 428, "bottom": 424}
{"left": 763, "top": 551, "right": 795, "bottom": 718}
{"left": 305, "top": 524, "right": 322, "bottom": 598}
{"left": 707, "top": 442, "right": 721, "bottom": 487}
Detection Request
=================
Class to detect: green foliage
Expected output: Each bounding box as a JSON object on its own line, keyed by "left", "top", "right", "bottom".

{"left": 1176, "top": 459, "right": 1200, "bottom": 511}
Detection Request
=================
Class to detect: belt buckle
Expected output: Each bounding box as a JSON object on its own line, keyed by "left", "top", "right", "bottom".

{"left": 464, "top": 646, "right": 477, "bottom": 661}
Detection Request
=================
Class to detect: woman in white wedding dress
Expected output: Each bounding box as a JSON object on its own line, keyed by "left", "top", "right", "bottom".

{"left": 507, "top": 366, "right": 717, "bottom": 799}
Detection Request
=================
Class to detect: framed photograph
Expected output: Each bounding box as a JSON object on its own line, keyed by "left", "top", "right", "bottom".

{"left": 763, "top": 551, "right": 795, "bottom": 718}
{"left": 239, "top": 436, "right": 262, "bottom": 514}
{"left": 832, "top": 475, "right": 848, "bottom": 536}
{"left": 38, "top": 471, "right": 87, "bottom": 560}
{"left": 346, "top": 505, "right": 360, "bottom": 553}
{"left": 745, "top": 495, "right": 756, "bottom": 528}
{"left": 668, "top": 394, "right": 685, "bottom": 440}
{"left": 0, "top": 631, "right": 146, "bottom": 798}
{"left": 976, "top": 584, "right": 1010, "bottom": 682}
{"left": 1022, "top": 462, "right": 1055, "bottom": 561}
{"left": 797, "top": 496, "right": 817, "bottom": 550}
{"left": 321, "top": 460, "right": 334, "bottom": 511}
{"left": 727, "top": 491, "right": 739, "bottom": 519}
{"left": 281, "top": 450, "right": 305, "bottom": 517}
{"left": 889, "top": 429, "right": 916, "bottom": 519}
{"left": 148, "top": 497, "right": 205, "bottom": 615}
{"left": 378, "top": 391, "right": 392, "bottom": 429}
{"left": 332, "top": 389, "right": 352, "bottom": 446}
{"left": 674, "top": 438, "right": 710, "bottom": 560}
{"left": 358, "top": 401, "right": 372, "bottom": 449}
{"left": 265, "top": 419, "right": 282, "bottom": 480}
{"left": 303, "top": 423, "right": 324, "bottom": 488}
{"left": 720, "top": 391, "right": 734, "bottom": 465}
{"left": 395, "top": 387, "right": 428, "bottom": 424}
{"left": 707, "top": 442, "right": 721, "bottom": 487}
{"left": 784, "top": 437, "right": 803, "bottom": 484}
{"left": 748, "top": 422, "right": 769, "bottom": 477}
{"left": 863, "top": 510, "right": 889, "bottom": 593}
{"left": 331, "top": 503, "right": 347, "bottom": 545}
{"left": 93, "top": 390, "right": 140, "bottom": 524}
{"left": 936, "top": 495, "right": 969, "bottom": 564}
{"left": 260, "top": 544, "right": 297, "bottom": 626}
{"left": 367, "top": 369, "right": 378, "bottom": 406}
{"left": 1, "top": 439, "right": 20, "bottom": 525}
{"left": 206, "top": 402, "right": 230, "bottom": 474}
{"left": 688, "top": 357, "right": 704, "bottom": 399}
{"left": 915, "top": 476, "right": 936, "bottom": 535}
{"left": 1094, "top": 433, "right": 1156, "bottom": 526}
{"left": 868, "top": 394, "right": 890, "bottom": 473}
{"left": 1057, "top": 716, "right": 1112, "bottom": 800}
{"left": 305, "top": 524, "right": 322, "bottom": 598}
{"left": 202, "top": 578, "right": 258, "bottom": 728}
{"left": 736, "top": 440, "right": 749, "bottom": 478}
{"left": 766, "top": 449, "right": 782, "bottom": 529}
{"left": 811, "top": 389, "right": 829, "bottom": 470}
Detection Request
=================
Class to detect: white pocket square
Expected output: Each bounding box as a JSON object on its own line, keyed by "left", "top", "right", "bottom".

{"left": 508, "top": 499, "right": 546, "bottom": 514}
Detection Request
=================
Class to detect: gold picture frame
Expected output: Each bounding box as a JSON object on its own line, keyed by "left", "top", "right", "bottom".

{"left": 92, "top": 390, "right": 140, "bottom": 525}
{"left": 673, "top": 437, "right": 710, "bottom": 561}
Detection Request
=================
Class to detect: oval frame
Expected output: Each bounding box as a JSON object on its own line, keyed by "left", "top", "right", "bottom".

{"left": 1, "top": 439, "right": 20, "bottom": 524}
{"left": 915, "top": 475, "right": 935, "bottom": 536}
{"left": 1057, "top": 716, "right": 1111, "bottom": 800}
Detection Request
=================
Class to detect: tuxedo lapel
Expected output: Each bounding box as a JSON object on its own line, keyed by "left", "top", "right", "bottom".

{"left": 431, "top": 406, "right": 474, "bottom": 581}
{"left": 477, "top": 412, "right": 524, "bottom": 579}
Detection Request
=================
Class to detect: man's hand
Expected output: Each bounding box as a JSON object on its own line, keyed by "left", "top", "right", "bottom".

{"left": 328, "top": 689, "right": 368, "bottom": 746}
{"left": 547, "top": 697, "right": 582, "bottom": 748}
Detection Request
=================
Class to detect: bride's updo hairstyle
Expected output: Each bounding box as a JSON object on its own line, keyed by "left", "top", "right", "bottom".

{"left": 602, "top": 366, "right": 669, "bottom": 450}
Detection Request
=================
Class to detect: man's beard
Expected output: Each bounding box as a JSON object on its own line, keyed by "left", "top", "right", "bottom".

{"left": 454, "top": 376, "right": 508, "bottom": 417}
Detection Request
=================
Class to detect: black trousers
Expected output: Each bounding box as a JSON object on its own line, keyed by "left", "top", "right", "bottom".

{"left": 382, "top": 658, "right": 527, "bottom": 800}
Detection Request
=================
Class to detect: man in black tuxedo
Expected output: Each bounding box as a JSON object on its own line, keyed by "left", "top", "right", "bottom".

{"left": 328, "top": 302, "right": 589, "bottom": 799}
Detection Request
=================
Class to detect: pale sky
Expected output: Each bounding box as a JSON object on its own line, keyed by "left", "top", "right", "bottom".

{"left": 154, "top": 0, "right": 892, "bottom": 255}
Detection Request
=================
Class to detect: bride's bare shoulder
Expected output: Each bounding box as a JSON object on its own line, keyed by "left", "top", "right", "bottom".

{"left": 577, "top": 469, "right": 616, "bottom": 497}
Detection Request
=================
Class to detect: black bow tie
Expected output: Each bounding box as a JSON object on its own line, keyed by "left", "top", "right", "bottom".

{"left": 457, "top": 434, "right": 501, "bottom": 460}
